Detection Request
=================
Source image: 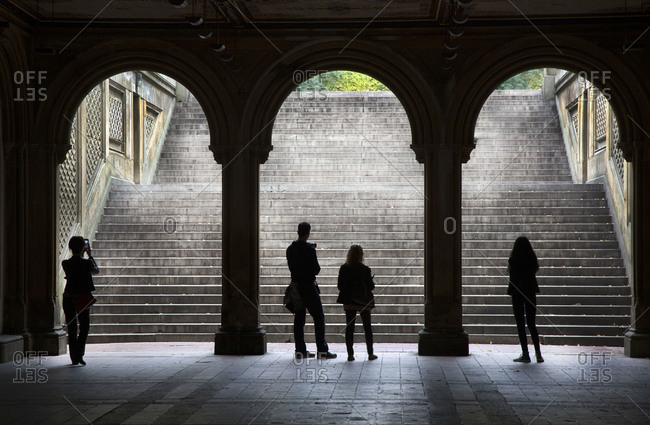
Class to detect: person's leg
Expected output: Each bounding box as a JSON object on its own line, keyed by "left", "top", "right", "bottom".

{"left": 512, "top": 294, "right": 530, "bottom": 361}
{"left": 525, "top": 294, "right": 543, "bottom": 361}
{"left": 345, "top": 310, "right": 357, "bottom": 357}
{"left": 306, "top": 292, "right": 328, "bottom": 353}
{"left": 62, "top": 298, "right": 79, "bottom": 364}
{"left": 294, "top": 308, "right": 307, "bottom": 354}
{"left": 360, "top": 309, "right": 374, "bottom": 355}
{"left": 77, "top": 308, "right": 91, "bottom": 363}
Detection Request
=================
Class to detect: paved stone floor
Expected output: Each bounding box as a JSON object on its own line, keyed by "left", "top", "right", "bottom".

{"left": 1, "top": 342, "right": 649, "bottom": 424}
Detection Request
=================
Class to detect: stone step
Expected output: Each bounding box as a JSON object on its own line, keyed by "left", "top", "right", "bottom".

{"left": 86, "top": 91, "right": 629, "bottom": 345}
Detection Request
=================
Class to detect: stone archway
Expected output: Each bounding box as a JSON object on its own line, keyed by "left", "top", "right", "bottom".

{"left": 24, "top": 39, "right": 238, "bottom": 354}
{"left": 449, "top": 36, "right": 650, "bottom": 357}
{"left": 241, "top": 40, "right": 441, "bottom": 157}
{"left": 242, "top": 42, "right": 474, "bottom": 355}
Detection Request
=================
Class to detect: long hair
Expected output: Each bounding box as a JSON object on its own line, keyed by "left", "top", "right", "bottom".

{"left": 510, "top": 236, "right": 538, "bottom": 268}
{"left": 345, "top": 244, "right": 364, "bottom": 265}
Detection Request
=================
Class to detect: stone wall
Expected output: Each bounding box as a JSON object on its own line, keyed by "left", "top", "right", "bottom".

{"left": 554, "top": 70, "right": 632, "bottom": 279}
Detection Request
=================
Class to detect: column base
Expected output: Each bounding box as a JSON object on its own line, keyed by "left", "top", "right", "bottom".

{"left": 29, "top": 330, "right": 67, "bottom": 355}
{"left": 215, "top": 329, "right": 267, "bottom": 355}
{"left": 624, "top": 329, "right": 650, "bottom": 358}
{"left": 0, "top": 335, "right": 24, "bottom": 363}
{"left": 418, "top": 329, "right": 469, "bottom": 356}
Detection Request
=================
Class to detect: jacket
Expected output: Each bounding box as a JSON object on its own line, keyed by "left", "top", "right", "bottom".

{"left": 337, "top": 263, "right": 375, "bottom": 309}
{"left": 62, "top": 256, "right": 99, "bottom": 296}
{"left": 507, "top": 256, "right": 539, "bottom": 297}
{"left": 286, "top": 240, "right": 320, "bottom": 285}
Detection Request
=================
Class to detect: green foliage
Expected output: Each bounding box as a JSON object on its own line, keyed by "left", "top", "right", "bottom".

{"left": 296, "top": 71, "right": 390, "bottom": 92}
{"left": 497, "top": 69, "right": 544, "bottom": 90}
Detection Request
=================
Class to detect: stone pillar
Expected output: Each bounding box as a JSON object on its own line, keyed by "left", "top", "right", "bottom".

{"left": 1, "top": 142, "right": 26, "bottom": 361}
{"left": 213, "top": 145, "right": 269, "bottom": 355}
{"left": 577, "top": 89, "right": 589, "bottom": 183}
{"left": 625, "top": 142, "right": 650, "bottom": 357}
{"left": 3, "top": 143, "right": 28, "bottom": 342}
{"left": 542, "top": 68, "right": 557, "bottom": 101}
{"left": 133, "top": 94, "right": 144, "bottom": 184}
{"left": 413, "top": 143, "right": 469, "bottom": 356}
{"left": 24, "top": 143, "right": 66, "bottom": 354}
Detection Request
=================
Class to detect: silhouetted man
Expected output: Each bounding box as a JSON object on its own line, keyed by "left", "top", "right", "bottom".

{"left": 286, "top": 222, "right": 336, "bottom": 359}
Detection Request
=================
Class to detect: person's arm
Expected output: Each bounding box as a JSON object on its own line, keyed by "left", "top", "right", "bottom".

{"left": 311, "top": 246, "right": 320, "bottom": 276}
{"left": 366, "top": 267, "right": 375, "bottom": 291}
{"left": 88, "top": 256, "right": 99, "bottom": 275}
{"left": 337, "top": 265, "right": 345, "bottom": 291}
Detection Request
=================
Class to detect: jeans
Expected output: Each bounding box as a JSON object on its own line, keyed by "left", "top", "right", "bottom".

{"left": 294, "top": 283, "right": 329, "bottom": 353}
{"left": 512, "top": 292, "right": 540, "bottom": 353}
{"left": 344, "top": 309, "right": 373, "bottom": 356}
{"left": 63, "top": 297, "right": 90, "bottom": 362}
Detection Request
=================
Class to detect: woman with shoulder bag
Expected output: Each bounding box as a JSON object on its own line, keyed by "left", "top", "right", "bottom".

{"left": 62, "top": 236, "right": 99, "bottom": 366}
{"left": 337, "top": 244, "right": 377, "bottom": 361}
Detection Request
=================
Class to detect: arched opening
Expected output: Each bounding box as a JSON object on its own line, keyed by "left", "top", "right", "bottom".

{"left": 259, "top": 70, "right": 425, "bottom": 345}
{"left": 462, "top": 67, "right": 631, "bottom": 347}
{"left": 56, "top": 71, "right": 222, "bottom": 343}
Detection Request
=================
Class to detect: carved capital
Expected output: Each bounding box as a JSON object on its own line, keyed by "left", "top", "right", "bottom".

{"left": 410, "top": 143, "right": 428, "bottom": 164}
{"left": 452, "top": 139, "right": 476, "bottom": 164}
{"left": 251, "top": 144, "right": 273, "bottom": 164}
{"left": 209, "top": 144, "right": 230, "bottom": 165}
{"left": 210, "top": 143, "right": 273, "bottom": 165}
{"left": 410, "top": 140, "right": 475, "bottom": 164}
{"left": 55, "top": 143, "right": 71, "bottom": 164}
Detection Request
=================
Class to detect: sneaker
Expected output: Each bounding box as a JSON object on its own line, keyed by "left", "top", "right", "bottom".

{"left": 317, "top": 351, "right": 337, "bottom": 359}
{"left": 368, "top": 354, "right": 378, "bottom": 361}
{"left": 513, "top": 354, "right": 531, "bottom": 363}
{"left": 347, "top": 355, "right": 355, "bottom": 361}
{"left": 294, "top": 351, "right": 316, "bottom": 359}
{"left": 536, "top": 352, "right": 544, "bottom": 363}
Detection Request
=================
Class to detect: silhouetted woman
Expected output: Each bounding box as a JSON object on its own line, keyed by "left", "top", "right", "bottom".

{"left": 62, "top": 236, "right": 99, "bottom": 365}
{"left": 508, "top": 236, "right": 543, "bottom": 363}
{"left": 337, "top": 244, "right": 377, "bottom": 361}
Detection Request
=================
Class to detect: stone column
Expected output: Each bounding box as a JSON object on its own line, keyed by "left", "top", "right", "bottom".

{"left": 213, "top": 145, "right": 270, "bottom": 355}
{"left": 413, "top": 143, "right": 470, "bottom": 356}
{"left": 1, "top": 142, "right": 27, "bottom": 360}
{"left": 24, "top": 142, "right": 66, "bottom": 354}
{"left": 625, "top": 142, "right": 650, "bottom": 357}
{"left": 132, "top": 94, "right": 144, "bottom": 184}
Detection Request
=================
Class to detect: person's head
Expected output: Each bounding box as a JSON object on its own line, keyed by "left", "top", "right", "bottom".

{"left": 510, "top": 236, "right": 536, "bottom": 260}
{"left": 345, "top": 244, "right": 364, "bottom": 265}
{"left": 297, "top": 222, "right": 311, "bottom": 240}
{"left": 68, "top": 236, "right": 85, "bottom": 256}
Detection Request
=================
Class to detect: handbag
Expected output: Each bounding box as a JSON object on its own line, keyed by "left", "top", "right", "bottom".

{"left": 283, "top": 281, "right": 304, "bottom": 313}
{"left": 74, "top": 292, "right": 97, "bottom": 312}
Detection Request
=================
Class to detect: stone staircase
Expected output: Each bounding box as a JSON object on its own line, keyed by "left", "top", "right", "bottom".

{"left": 89, "top": 90, "right": 630, "bottom": 346}
{"left": 463, "top": 90, "right": 629, "bottom": 346}
{"left": 89, "top": 99, "right": 223, "bottom": 342}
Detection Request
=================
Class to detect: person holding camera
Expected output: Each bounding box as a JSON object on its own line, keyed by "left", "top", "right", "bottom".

{"left": 286, "top": 222, "right": 336, "bottom": 359}
{"left": 337, "top": 244, "right": 377, "bottom": 361}
{"left": 62, "top": 236, "right": 99, "bottom": 366}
